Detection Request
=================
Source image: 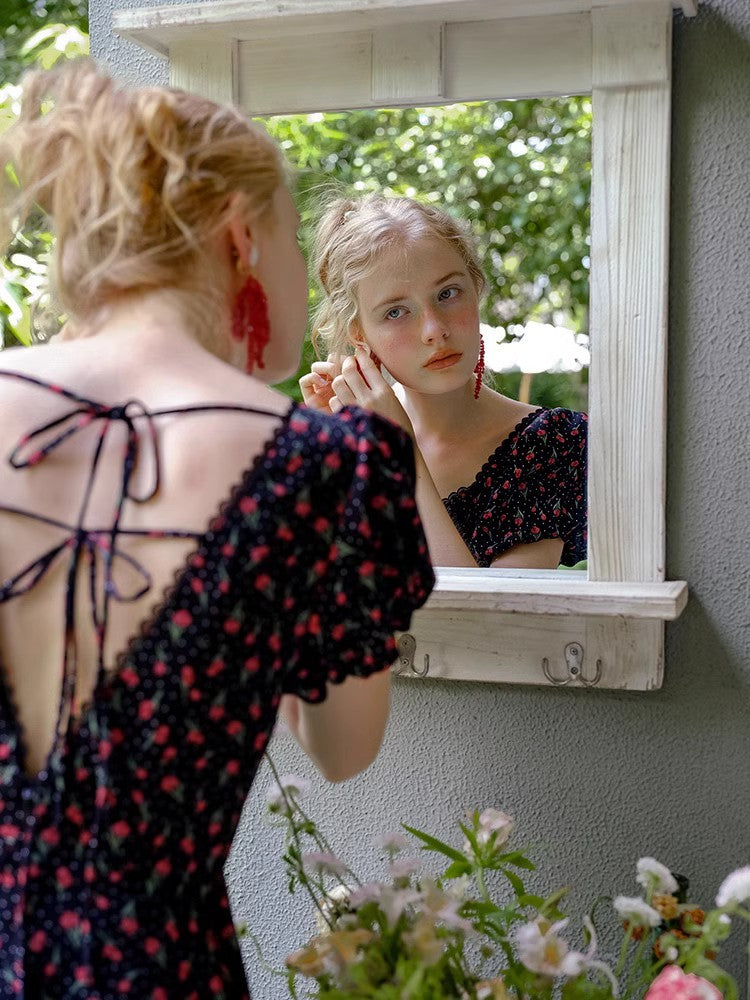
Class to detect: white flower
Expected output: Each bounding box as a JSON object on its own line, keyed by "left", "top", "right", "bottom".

{"left": 301, "top": 852, "right": 349, "bottom": 878}
{"left": 716, "top": 865, "right": 750, "bottom": 907}
{"left": 464, "top": 809, "right": 515, "bottom": 854}
{"left": 266, "top": 774, "right": 311, "bottom": 813}
{"left": 477, "top": 809, "right": 514, "bottom": 847}
{"left": 349, "top": 883, "right": 382, "bottom": 908}
{"left": 516, "top": 916, "right": 617, "bottom": 989}
{"left": 636, "top": 857, "right": 678, "bottom": 894}
{"left": 445, "top": 876, "right": 470, "bottom": 901}
{"left": 613, "top": 895, "right": 662, "bottom": 928}
{"left": 350, "top": 884, "right": 419, "bottom": 926}
{"left": 389, "top": 857, "right": 419, "bottom": 880}
{"left": 516, "top": 918, "right": 579, "bottom": 977}
{"left": 379, "top": 832, "right": 410, "bottom": 854}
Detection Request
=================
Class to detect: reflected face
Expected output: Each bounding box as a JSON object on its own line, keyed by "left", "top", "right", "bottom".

{"left": 255, "top": 185, "right": 308, "bottom": 382}
{"left": 355, "top": 235, "right": 481, "bottom": 393}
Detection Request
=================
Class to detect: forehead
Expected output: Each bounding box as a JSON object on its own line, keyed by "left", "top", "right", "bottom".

{"left": 358, "top": 234, "right": 467, "bottom": 302}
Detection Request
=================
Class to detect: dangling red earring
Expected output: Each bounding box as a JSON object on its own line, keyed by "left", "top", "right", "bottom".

{"left": 473, "top": 339, "right": 485, "bottom": 400}
{"left": 231, "top": 272, "right": 270, "bottom": 375}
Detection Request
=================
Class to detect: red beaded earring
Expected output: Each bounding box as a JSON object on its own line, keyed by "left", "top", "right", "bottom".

{"left": 473, "top": 339, "right": 485, "bottom": 400}
{"left": 231, "top": 265, "right": 270, "bottom": 375}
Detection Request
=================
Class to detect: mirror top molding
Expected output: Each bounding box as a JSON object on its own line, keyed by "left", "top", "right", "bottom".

{"left": 113, "top": 0, "right": 697, "bottom": 58}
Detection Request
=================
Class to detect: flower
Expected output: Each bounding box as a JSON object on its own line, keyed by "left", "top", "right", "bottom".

{"left": 476, "top": 979, "right": 511, "bottom": 1000}
{"left": 389, "top": 857, "right": 420, "bottom": 880}
{"left": 403, "top": 915, "right": 445, "bottom": 966}
{"left": 715, "top": 865, "right": 750, "bottom": 907}
{"left": 516, "top": 917, "right": 582, "bottom": 978}
{"left": 379, "top": 832, "right": 410, "bottom": 854}
{"left": 643, "top": 965, "right": 722, "bottom": 1000}
{"left": 637, "top": 857, "right": 679, "bottom": 895}
{"left": 477, "top": 808, "right": 514, "bottom": 848}
{"left": 265, "top": 774, "right": 311, "bottom": 814}
{"left": 301, "top": 851, "right": 348, "bottom": 878}
{"left": 613, "top": 896, "right": 662, "bottom": 928}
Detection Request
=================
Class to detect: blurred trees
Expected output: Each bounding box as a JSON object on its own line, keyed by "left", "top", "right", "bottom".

{"left": 265, "top": 99, "right": 591, "bottom": 407}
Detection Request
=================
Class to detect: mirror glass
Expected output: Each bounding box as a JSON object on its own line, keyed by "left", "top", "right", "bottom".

{"left": 265, "top": 97, "right": 591, "bottom": 572}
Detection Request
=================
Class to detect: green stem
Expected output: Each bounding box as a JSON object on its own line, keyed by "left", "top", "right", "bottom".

{"left": 614, "top": 925, "right": 636, "bottom": 979}
{"left": 266, "top": 755, "right": 334, "bottom": 929}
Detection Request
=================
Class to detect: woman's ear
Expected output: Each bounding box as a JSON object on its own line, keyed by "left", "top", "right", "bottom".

{"left": 225, "top": 192, "right": 257, "bottom": 273}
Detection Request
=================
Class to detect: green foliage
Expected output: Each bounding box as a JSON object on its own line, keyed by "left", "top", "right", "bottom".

{"left": 0, "top": 0, "right": 87, "bottom": 84}
{"left": 0, "top": 20, "right": 88, "bottom": 349}
{"left": 265, "top": 99, "right": 590, "bottom": 405}
{"left": 258, "top": 771, "right": 750, "bottom": 1000}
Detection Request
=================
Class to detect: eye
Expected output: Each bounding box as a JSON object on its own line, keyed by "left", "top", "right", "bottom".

{"left": 438, "top": 286, "right": 460, "bottom": 302}
{"left": 384, "top": 306, "right": 406, "bottom": 321}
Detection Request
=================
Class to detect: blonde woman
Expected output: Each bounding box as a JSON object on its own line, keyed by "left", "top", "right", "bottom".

{"left": 0, "top": 67, "right": 433, "bottom": 996}
{"left": 300, "top": 195, "right": 587, "bottom": 570}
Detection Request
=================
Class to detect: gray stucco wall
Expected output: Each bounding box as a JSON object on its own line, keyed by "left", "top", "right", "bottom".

{"left": 92, "top": 1, "right": 750, "bottom": 996}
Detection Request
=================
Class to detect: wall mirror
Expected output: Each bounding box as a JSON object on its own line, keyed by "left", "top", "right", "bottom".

{"left": 113, "top": 0, "right": 692, "bottom": 690}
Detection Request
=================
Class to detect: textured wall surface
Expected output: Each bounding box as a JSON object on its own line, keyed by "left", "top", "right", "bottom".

{"left": 92, "top": 1, "right": 750, "bottom": 996}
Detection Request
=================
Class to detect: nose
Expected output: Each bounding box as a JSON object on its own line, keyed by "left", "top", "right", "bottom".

{"left": 420, "top": 308, "right": 449, "bottom": 345}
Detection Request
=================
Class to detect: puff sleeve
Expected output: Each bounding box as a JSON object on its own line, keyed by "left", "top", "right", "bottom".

{"left": 279, "top": 406, "right": 435, "bottom": 703}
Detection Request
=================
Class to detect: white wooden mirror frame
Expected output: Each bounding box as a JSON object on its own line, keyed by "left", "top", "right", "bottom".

{"left": 113, "top": 0, "right": 693, "bottom": 691}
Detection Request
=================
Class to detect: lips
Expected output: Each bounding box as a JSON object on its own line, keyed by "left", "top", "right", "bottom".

{"left": 424, "top": 351, "right": 463, "bottom": 370}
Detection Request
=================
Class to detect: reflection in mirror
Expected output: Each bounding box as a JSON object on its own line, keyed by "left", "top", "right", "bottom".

{"left": 266, "top": 98, "right": 590, "bottom": 572}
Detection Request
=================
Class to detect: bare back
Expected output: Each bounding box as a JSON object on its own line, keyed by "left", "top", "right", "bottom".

{"left": 0, "top": 333, "right": 290, "bottom": 776}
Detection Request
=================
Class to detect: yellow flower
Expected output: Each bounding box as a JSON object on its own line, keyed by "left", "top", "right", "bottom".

{"left": 285, "top": 942, "right": 327, "bottom": 978}
{"left": 404, "top": 915, "right": 445, "bottom": 966}
{"left": 325, "top": 928, "right": 375, "bottom": 965}
{"left": 476, "top": 977, "right": 511, "bottom": 1000}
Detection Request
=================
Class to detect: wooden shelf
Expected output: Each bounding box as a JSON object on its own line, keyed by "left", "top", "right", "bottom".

{"left": 113, "top": 0, "right": 697, "bottom": 59}
{"left": 427, "top": 570, "right": 688, "bottom": 619}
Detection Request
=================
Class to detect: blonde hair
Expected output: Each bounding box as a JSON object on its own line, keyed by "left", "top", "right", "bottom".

{"left": 0, "top": 61, "right": 285, "bottom": 327}
{"left": 312, "top": 194, "right": 485, "bottom": 357}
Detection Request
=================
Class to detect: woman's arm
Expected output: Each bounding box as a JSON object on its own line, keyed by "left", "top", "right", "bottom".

{"left": 322, "top": 350, "right": 477, "bottom": 568}
{"left": 278, "top": 669, "right": 390, "bottom": 782}
{"left": 489, "top": 537, "right": 564, "bottom": 570}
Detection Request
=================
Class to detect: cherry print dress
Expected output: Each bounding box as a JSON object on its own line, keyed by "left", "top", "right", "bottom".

{"left": 0, "top": 371, "right": 434, "bottom": 999}
{"left": 443, "top": 408, "right": 587, "bottom": 566}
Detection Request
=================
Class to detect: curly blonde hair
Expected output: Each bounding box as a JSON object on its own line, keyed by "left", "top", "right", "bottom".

{"left": 311, "top": 194, "right": 485, "bottom": 357}
{"left": 0, "top": 60, "right": 285, "bottom": 326}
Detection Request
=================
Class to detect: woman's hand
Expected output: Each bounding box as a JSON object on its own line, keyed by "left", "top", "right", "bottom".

{"left": 329, "top": 347, "right": 414, "bottom": 439}
{"left": 299, "top": 354, "right": 343, "bottom": 413}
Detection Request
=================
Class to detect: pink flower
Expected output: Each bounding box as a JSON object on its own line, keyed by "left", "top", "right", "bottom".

{"left": 644, "top": 966, "right": 722, "bottom": 1000}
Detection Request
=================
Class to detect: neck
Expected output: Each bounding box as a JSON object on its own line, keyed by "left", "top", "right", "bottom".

{"left": 67, "top": 287, "right": 235, "bottom": 363}
{"left": 400, "top": 378, "right": 489, "bottom": 444}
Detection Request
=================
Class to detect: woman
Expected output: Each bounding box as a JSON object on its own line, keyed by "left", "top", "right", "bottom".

{"left": 0, "top": 66, "right": 433, "bottom": 996}
{"left": 300, "top": 195, "right": 587, "bottom": 570}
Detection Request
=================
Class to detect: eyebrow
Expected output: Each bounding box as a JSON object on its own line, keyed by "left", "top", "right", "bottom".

{"left": 371, "top": 271, "right": 466, "bottom": 314}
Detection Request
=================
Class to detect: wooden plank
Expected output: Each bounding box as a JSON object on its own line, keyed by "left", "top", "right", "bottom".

{"left": 444, "top": 13, "right": 591, "bottom": 101}
{"left": 372, "top": 24, "right": 444, "bottom": 104}
{"left": 239, "top": 32, "right": 372, "bottom": 115}
{"left": 427, "top": 572, "right": 688, "bottom": 618}
{"left": 396, "top": 610, "right": 663, "bottom": 690}
{"left": 113, "top": 0, "right": 697, "bottom": 53}
{"left": 592, "top": 2, "right": 671, "bottom": 87}
{"left": 588, "top": 7, "right": 671, "bottom": 582}
{"left": 169, "top": 38, "right": 238, "bottom": 104}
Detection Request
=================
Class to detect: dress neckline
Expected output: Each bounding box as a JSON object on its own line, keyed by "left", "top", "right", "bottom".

{"left": 442, "top": 407, "right": 546, "bottom": 505}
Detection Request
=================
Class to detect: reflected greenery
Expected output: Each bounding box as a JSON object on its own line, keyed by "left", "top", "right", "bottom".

{"left": 266, "top": 98, "right": 591, "bottom": 410}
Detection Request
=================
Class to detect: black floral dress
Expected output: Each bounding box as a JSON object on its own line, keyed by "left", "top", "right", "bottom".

{"left": 0, "top": 371, "right": 434, "bottom": 999}
{"left": 443, "top": 407, "right": 587, "bottom": 566}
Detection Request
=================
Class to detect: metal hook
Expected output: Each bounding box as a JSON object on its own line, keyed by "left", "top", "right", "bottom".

{"left": 542, "top": 642, "right": 601, "bottom": 687}
{"left": 395, "top": 633, "right": 430, "bottom": 677}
